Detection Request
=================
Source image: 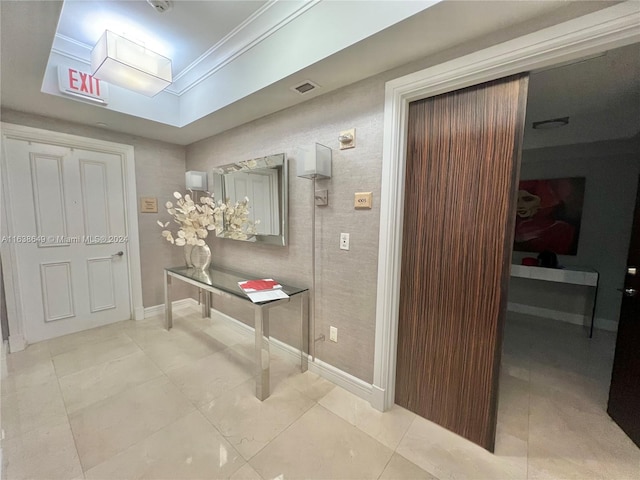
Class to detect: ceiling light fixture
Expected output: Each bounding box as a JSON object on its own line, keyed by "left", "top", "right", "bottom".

{"left": 91, "top": 30, "right": 172, "bottom": 97}
{"left": 532, "top": 117, "right": 570, "bottom": 130}
{"left": 147, "top": 0, "right": 172, "bottom": 13}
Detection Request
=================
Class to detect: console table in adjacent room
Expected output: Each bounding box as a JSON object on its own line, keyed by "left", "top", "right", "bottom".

{"left": 510, "top": 264, "right": 599, "bottom": 337}
{"left": 164, "top": 265, "right": 309, "bottom": 400}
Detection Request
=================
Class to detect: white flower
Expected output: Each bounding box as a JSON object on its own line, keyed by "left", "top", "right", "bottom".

{"left": 159, "top": 191, "right": 260, "bottom": 246}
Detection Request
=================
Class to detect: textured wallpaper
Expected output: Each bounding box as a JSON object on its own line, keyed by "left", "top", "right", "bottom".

{"left": 186, "top": 74, "right": 387, "bottom": 383}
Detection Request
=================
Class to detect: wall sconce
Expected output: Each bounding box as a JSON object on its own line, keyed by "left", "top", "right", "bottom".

{"left": 91, "top": 31, "right": 172, "bottom": 97}
{"left": 296, "top": 143, "right": 332, "bottom": 179}
{"left": 185, "top": 171, "right": 208, "bottom": 191}
{"left": 296, "top": 143, "right": 332, "bottom": 362}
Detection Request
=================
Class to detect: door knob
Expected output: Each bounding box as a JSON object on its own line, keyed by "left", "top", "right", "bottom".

{"left": 111, "top": 251, "right": 124, "bottom": 257}
{"left": 618, "top": 287, "right": 637, "bottom": 297}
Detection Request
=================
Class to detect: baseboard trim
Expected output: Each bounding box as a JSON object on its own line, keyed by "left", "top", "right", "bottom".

{"left": 507, "top": 302, "right": 617, "bottom": 332}
{"left": 596, "top": 318, "right": 619, "bottom": 332}
{"left": 8, "top": 333, "right": 25, "bottom": 353}
{"left": 134, "top": 306, "right": 145, "bottom": 321}
{"left": 308, "top": 357, "right": 373, "bottom": 402}
{"left": 211, "top": 308, "right": 304, "bottom": 362}
{"left": 144, "top": 298, "right": 198, "bottom": 318}
{"left": 370, "top": 384, "right": 386, "bottom": 412}
{"left": 209, "top": 307, "right": 374, "bottom": 403}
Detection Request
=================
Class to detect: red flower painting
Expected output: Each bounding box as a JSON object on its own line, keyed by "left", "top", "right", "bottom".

{"left": 514, "top": 177, "right": 585, "bottom": 256}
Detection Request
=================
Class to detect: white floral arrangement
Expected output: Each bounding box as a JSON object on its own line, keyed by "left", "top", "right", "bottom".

{"left": 157, "top": 191, "right": 258, "bottom": 245}
{"left": 216, "top": 197, "right": 260, "bottom": 240}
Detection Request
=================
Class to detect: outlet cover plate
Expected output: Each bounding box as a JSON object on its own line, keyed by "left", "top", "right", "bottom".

{"left": 340, "top": 233, "right": 350, "bottom": 250}
{"left": 330, "top": 326, "right": 338, "bottom": 342}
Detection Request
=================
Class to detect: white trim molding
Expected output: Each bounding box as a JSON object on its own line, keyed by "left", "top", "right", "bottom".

{"left": 144, "top": 298, "right": 199, "bottom": 318}
{"left": 507, "top": 302, "right": 618, "bottom": 333}
{"left": 210, "top": 307, "right": 374, "bottom": 402}
{"left": 0, "top": 123, "right": 144, "bottom": 350}
{"left": 372, "top": 1, "right": 640, "bottom": 412}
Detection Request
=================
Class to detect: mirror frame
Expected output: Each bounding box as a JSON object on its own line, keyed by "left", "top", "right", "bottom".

{"left": 212, "top": 153, "right": 288, "bottom": 246}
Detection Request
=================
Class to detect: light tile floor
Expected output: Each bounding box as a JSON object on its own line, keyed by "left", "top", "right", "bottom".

{"left": 1, "top": 307, "right": 638, "bottom": 479}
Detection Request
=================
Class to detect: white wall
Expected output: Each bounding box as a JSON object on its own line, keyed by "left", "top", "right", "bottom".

{"left": 510, "top": 138, "right": 640, "bottom": 331}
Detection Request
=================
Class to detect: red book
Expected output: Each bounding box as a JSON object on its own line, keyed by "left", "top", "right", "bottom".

{"left": 238, "top": 278, "right": 282, "bottom": 293}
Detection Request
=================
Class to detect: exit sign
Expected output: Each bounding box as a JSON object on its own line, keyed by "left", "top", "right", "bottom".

{"left": 58, "top": 66, "right": 109, "bottom": 104}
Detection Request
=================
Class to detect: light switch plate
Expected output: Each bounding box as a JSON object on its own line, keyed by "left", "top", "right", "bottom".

{"left": 354, "top": 192, "right": 372, "bottom": 209}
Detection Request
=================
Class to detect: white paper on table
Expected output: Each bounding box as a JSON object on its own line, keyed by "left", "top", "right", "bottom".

{"left": 245, "top": 289, "right": 290, "bottom": 303}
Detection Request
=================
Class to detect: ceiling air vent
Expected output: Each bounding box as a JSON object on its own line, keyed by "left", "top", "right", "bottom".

{"left": 291, "top": 80, "right": 320, "bottom": 95}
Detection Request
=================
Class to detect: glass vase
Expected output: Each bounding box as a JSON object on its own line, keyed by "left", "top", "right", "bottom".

{"left": 190, "top": 244, "right": 211, "bottom": 271}
{"left": 184, "top": 244, "right": 194, "bottom": 268}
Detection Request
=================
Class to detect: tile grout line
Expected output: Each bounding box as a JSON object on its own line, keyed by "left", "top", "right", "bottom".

{"left": 50, "top": 348, "right": 85, "bottom": 477}
{"left": 241, "top": 389, "right": 328, "bottom": 469}
{"left": 125, "top": 317, "right": 261, "bottom": 478}
{"left": 56, "top": 324, "right": 187, "bottom": 475}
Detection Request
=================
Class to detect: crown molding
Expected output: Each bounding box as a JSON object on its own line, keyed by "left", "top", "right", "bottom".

{"left": 169, "top": 0, "right": 320, "bottom": 95}
{"left": 51, "top": 1, "right": 320, "bottom": 97}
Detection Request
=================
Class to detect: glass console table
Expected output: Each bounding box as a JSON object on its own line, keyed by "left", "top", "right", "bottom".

{"left": 164, "top": 265, "right": 309, "bottom": 400}
{"left": 510, "top": 264, "right": 599, "bottom": 337}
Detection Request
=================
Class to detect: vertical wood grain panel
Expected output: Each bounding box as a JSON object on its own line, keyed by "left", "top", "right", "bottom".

{"left": 396, "top": 74, "right": 528, "bottom": 451}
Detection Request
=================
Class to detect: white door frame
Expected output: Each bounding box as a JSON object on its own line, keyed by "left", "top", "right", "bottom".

{"left": 0, "top": 123, "right": 144, "bottom": 351}
{"left": 371, "top": 1, "right": 640, "bottom": 411}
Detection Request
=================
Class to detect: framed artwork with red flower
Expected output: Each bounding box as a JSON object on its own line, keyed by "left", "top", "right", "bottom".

{"left": 514, "top": 177, "right": 586, "bottom": 256}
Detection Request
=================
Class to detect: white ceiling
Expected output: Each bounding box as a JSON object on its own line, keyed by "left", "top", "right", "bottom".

{"left": 1, "top": 0, "right": 636, "bottom": 146}
{"left": 55, "top": 1, "right": 268, "bottom": 74}
{"left": 524, "top": 43, "right": 640, "bottom": 149}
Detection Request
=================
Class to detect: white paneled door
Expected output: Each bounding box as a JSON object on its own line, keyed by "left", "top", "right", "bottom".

{"left": 225, "top": 169, "right": 279, "bottom": 235}
{"left": 4, "top": 139, "right": 131, "bottom": 342}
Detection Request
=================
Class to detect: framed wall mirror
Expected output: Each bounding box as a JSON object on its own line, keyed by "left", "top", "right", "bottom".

{"left": 212, "top": 153, "right": 288, "bottom": 246}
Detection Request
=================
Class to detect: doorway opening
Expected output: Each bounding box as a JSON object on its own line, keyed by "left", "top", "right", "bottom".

{"left": 499, "top": 41, "right": 640, "bottom": 476}
{"left": 373, "top": 3, "right": 640, "bottom": 472}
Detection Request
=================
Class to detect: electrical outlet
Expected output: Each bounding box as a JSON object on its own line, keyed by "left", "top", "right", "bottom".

{"left": 340, "top": 233, "right": 350, "bottom": 250}
{"left": 330, "top": 326, "right": 338, "bottom": 342}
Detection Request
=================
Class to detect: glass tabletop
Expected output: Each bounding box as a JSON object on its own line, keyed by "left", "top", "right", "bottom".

{"left": 166, "top": 265, "right": 308, "bottom": 303}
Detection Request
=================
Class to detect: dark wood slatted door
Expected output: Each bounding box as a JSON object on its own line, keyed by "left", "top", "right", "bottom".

{"left": 396, "top": 74, "right": 529, "bottom": 451}
{"left": 607, "top": 176, "right": 640, "bottom": 448}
